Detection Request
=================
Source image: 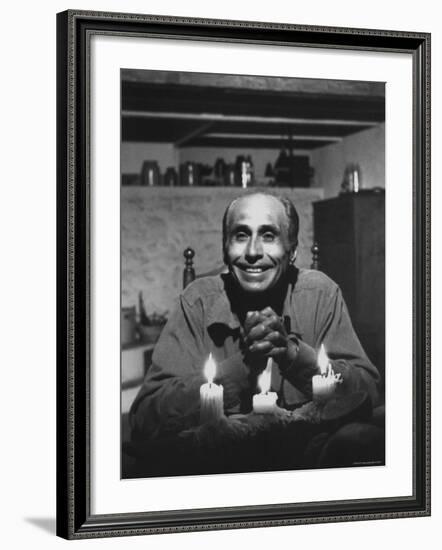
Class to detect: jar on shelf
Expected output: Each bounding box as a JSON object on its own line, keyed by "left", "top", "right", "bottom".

{"left": 164, "top": 167, "right": 178, "bottom": 187}
{"left": 341, "top": 163, "right": 363, "bottom": 194}
{"left": 224, "top": 164, "right": 236, "bottom": 186}
{"left": 180, "top": 162, "right": 200, "bottom": 186}
{"left": 140, "top": 160, "right": 161, "bottom": 186}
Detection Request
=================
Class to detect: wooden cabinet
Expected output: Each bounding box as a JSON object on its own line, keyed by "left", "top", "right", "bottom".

{"left": 313, "top": 191, "right": 385, "bottom": 376}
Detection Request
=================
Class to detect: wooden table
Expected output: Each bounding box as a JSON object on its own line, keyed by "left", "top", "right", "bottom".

{"left": 122, "top": 393, "right": 385, "bottom": 479}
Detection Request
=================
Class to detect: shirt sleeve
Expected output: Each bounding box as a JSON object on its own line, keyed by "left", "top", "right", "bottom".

{"left": 321, "top": 286, "right": 382, "bottom": 405}
{"left": 129, "top": 293, "right": 250, "bottom": 440}
{"left": 282, "top": 285, "right": 382, "bottom": 406}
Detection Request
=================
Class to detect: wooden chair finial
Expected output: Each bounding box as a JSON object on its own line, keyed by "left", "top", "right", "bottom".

{"left": 311, "top": 242, "right": 320, "bottom": 270}
{"left": 183, "top": 247, "right": 196, "bottom": 289}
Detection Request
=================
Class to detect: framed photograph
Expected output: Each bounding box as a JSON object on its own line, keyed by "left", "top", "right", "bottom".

{"left": 56, "top": 10, "right": 430, "bottom": 539}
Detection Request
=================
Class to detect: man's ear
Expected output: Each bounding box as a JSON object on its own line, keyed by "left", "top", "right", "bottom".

{"left": 290, "top": 249, "right": 297, "bottom": 264}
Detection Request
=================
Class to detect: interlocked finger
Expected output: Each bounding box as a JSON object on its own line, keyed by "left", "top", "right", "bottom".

{"left": 248, "top": 340, "right": 273, "bottom": 353}
{"left": 246, "top": 319, "right": 275, "bottom": 343}
{"left": 266, "top": 347, "right": 287, "bottom": 358}
{"left": 263, "top": 330, "right": 286, "bottom": 346}
{"left": 244, "top": 311, "right": 262, "bottom": 332}
{"left": 264, "top": 314, "right": 285, "bottom": 332}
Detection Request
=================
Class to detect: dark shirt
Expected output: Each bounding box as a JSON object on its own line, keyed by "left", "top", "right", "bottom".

{"left": 130, "top": 268, "right": 381, "bottom": 440}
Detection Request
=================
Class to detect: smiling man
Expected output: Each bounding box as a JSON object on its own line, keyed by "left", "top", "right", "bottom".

{"left": 225, "top": 193, "right": 295, "bottom": 294}
{"left": 130, "top": 192, "right": 381, "bottom": 441}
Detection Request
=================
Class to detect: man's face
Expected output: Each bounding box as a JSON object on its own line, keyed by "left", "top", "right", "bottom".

{"left": 224, "top": 194, "right": 295, "bottom": 294}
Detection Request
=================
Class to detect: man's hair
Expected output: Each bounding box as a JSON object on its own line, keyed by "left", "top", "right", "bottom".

{"left": 221, "top": 192, "right": 299, "bottom": 259}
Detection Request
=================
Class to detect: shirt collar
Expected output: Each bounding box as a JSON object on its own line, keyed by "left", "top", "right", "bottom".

{"left": 205, "top": 269, "right": 303, "bottom": 335}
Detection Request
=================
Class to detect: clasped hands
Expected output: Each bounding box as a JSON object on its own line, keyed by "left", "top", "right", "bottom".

{"left": 242, "top": 307, "right": 298, "bottom": 374}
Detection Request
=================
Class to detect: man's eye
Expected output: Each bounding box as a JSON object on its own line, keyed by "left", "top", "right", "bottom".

{"left": 263, "top": 233, "right": 275, "bottom": 242}
{"left": 234, "top": 232, "right": 248, "bottom": 241}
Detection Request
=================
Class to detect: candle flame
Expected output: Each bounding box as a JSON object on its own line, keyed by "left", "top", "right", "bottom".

{"left": 258, "top": 368, "right": 271, "bottom": 394}
{"left": 204, "top": 353, "right": 216, "bottom": 384}
{"left": 318, "top": 344, "right": 330, "bottom": 375}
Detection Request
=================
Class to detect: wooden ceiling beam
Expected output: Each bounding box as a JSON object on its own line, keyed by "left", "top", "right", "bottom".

{"left": 175, "top": 122, "right": 215, "bottom": 147}
{"left": 180, "top": 137, "right": 336, "bottom": 149}
{"left": 122, "top": 110, "right": 378, "bottom": 127}
{"left": 204, "top": 132, "right": 342, "bottom": 142}
{"left": 121, "top": 69, "right": 385, "bottom": 97}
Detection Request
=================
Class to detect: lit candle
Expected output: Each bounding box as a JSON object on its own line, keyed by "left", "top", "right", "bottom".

{"left": 253, "top": 358, "right": 278, "bottom": 414}
{"left": 312, "top": 344, "right": 342, "bottom": 403}
{"left": 200, "top": 353, "right": 224, "bottom": 424}
{"left": 353, "top": 169, "right": 359, "bottom": 193}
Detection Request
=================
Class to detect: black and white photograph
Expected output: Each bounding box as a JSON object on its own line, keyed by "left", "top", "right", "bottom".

{"left": 52, "top": 6, "right": 431, "bottom": 542}
{"left": 120, "top": 69, "right": 386, "bottom": 479}
{"left": 1, "top": 0, "right": 439, "bottom": 546}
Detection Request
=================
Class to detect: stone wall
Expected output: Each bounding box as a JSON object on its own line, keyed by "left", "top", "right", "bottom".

{"left": 121, "top": 187, "right": 324, "bottom": 314}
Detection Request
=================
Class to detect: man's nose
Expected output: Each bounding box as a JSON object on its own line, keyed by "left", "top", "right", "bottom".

{"left": 244, "top": 236, "right": 263, "bottom": 262}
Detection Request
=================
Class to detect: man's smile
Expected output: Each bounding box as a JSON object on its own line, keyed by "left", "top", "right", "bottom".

{"left": 236, "top": 264, "right": 272, "bottom": 274}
